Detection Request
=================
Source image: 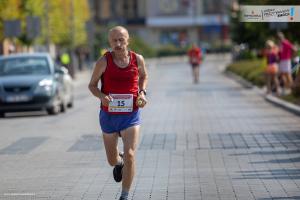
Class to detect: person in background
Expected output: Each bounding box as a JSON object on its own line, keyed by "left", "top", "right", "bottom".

{"left": 291, "top": 44, "right": 300, "bottom": 80}
{"left": 265, "top": 40, "right": 280, "bottom": 95}
{"left": 277, "top": 32, "right": 297, "bottom": 95}
{"left": 60, "top": 52, "right": 74, "bottom": 78}
{"left": 187, "top": 43, "right": 202, "bottom": 84}
{"left": 60, "top": 52, "right": 70, "bottom": 67}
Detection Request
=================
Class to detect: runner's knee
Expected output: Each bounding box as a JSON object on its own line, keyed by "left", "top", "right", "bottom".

{"left": 124, "top": 149, "right": 135, "bottom": 164}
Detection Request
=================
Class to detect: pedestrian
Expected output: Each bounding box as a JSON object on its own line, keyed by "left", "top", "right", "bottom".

{"left": 60, "top": 52, "right": 70, "bottom": 67}
{"left": 88, "top": 26, "right": 148, "bottom": 200}
{"left": 277, "top": 32, "right": 297, "bottom": 95}
{"left": 187, "top": 43, "right": 202, "bottom": 83}
{"left": 265, "top": 40, "right": 280, "bottom": 95}
{"left": 60, "top": 52, "right": 74, "bottom": 77}
{"left": 291, "top": 45, "right": 300, "bottom": 80}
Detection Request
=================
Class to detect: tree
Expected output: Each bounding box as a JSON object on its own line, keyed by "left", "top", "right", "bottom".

{"left": 0, "top": 0, "right": 90, "bottom": 50}
{"left": 0, "top": 0, "right": 22, "bottom": 41}
{"left": 48, "top": 0, "right": 90, "bottom": 48}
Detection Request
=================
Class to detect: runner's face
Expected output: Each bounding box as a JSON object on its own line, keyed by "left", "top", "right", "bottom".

{"left": 109, "top": 30, "right": 129, "bottom": 52}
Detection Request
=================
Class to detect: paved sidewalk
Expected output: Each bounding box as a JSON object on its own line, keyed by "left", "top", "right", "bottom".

{"left": 0, "top": 55, "right": 300, "bottom": 200}
{"left": 138, "top": 55, "right": 300, "bottom": 200}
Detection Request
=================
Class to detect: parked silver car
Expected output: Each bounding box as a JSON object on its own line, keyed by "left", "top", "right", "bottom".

{"left": 0, "top": 53, "right": 74, "bottom": 117}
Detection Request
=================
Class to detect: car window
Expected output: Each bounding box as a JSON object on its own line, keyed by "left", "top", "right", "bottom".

{"left": 0, "top": 57, "right": 50, "bottom": 76}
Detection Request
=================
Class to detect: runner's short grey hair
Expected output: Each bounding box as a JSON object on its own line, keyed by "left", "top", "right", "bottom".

{"left": 108, "top": 26, "right": 129, "bottom": 39}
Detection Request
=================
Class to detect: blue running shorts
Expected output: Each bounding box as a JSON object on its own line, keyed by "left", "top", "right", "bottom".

{"left": 99, "top": 109, "right": 141, "bottom": 133}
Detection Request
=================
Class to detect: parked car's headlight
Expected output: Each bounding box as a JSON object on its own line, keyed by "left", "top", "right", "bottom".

{"left": 34, "top": 79, "right": 53, "bottom": 95}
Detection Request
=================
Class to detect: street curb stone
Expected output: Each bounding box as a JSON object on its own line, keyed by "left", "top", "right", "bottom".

{"left": 265, "top": 94, "right": 300, "bottom": 116}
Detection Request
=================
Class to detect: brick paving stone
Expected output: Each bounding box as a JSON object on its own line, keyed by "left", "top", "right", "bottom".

{"left": 0, "top": 55, "right": 300, "bottom": 199}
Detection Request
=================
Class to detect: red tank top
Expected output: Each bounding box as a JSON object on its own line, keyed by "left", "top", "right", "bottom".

{"left": 101, "top": 51, "right": 139, "bottom": 113}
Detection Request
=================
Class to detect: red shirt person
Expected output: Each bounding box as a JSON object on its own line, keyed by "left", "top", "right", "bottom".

{"left": 188, "top": 44, "right": 202, "bottom": 66}
{"left": 277, "top": 31, "right": 297, "bottom": 94}
{"left": 88, "top": 26, "right": 148, "bottom": 200}
{"left": 101, "top": 51, "right": 140, "bottom": 113}
{"left": 187, "top": 43, "right": 202, "bottom": 83}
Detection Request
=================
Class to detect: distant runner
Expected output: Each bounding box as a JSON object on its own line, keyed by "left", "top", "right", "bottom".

{"left": 188, "top": 43, "right": 203, "bottom": 84}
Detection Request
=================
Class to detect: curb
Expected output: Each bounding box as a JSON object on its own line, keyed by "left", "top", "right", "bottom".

{"left": 265, "top": 94, "right": 300, "bottom": 116}
{"left": 224, "top": 69, "right": 300, "bottom": 116}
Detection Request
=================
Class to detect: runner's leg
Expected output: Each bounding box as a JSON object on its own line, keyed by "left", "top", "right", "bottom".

{"left": 287, "top": 73, "right": 293, "bottom": 88}
{"left": 192, "top": 65, "right": 199, "bottom": 83}
{"left": 103, "top": 132, "right": 122, "bottom": 166}
{"left": 267, "top": 74, "right": 272, "bottom": 94}
{"left": 194, "top": 65, "right": 200, "bottom": 83}
{"left": 120, "top": 125, "right": 140, "bottom": 191}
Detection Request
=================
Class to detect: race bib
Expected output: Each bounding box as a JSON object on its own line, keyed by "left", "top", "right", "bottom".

{"left": 108, "top": 94, "right": 133, "bottom": 112}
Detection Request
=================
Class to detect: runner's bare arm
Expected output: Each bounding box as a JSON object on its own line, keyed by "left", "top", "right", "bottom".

{"left": 136, "top": 54, "right": 148, "bottom": 92}
{"left": 136, "top": 54, "right": 148, "bottom": 108}
{"left": 88, "top": 57, "right": 113, "bottom": 105}
{"left": 293, "top": 44, "right": 298, "bottom": 52}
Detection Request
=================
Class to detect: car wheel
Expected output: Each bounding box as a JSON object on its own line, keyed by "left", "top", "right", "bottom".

{"left": 47, "top": 97, "right": 61, "bottom": 115}
{"left": 60, "top": 102, "right": 67, "bottom": 113}
{"left": 67, "top": 98, "right": 74, "bottom": 108}
{"left": 47, "top": 105, "right": 60, "bottom": 115}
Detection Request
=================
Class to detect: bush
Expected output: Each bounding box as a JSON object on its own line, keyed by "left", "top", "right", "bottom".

{"left": 226, "top": 59, "right": 266, "bottom": 87}
{"left": 281, "top": 94, "right": 300, "bottom": 105}
{"left": 156, "top": 45, "right": 188, "bottom": 57}
{"left": 209, "top": 44, "right": 232, "bottom": 53}
{"left": 292, "top": 72, "right": 300, "bottom": 97}
{"left": 129, "top": 37, "right": 156, "bottom": 58}
{"left": 292, "top": 85, "right": 300, "bottom": 96}
{"left": 236, "top": 50, "right": 257, "bottom": 60}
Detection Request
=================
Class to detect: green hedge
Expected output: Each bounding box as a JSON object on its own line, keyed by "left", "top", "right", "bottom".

{"left": 156, "top": 45, "right": 188, "bottom": 57}
{"left": 281, "top": 94, "right": 300, "bottom": 105}
{"left": 236, "top": 50, "right": 257, "bottom": 60}
{"left": 129, "top": 38, "right": 191, "bottom": 58}
{"left": 226, "top": 59, "right": 266, "bottom": 87}
{"left": 129, "top": 37, "right": 156, "bottom": 58}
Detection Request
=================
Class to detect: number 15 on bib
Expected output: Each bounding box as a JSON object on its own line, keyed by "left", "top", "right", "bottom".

{"left": 108, "top": 94, "right": 133, "bottom": 112}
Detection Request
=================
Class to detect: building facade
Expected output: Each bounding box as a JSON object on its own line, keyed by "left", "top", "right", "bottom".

{"left": 89, "top": 0, "right": 232, "bottom": 48}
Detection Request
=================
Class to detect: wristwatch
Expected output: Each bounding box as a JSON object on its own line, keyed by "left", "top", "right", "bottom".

{"left": 139, "top": 89, "right": 147, "bottom": 95}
